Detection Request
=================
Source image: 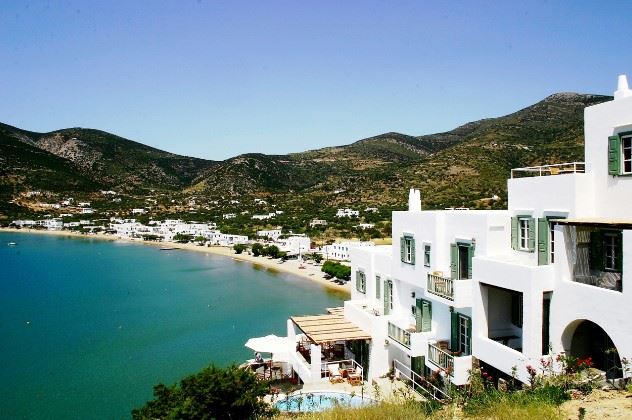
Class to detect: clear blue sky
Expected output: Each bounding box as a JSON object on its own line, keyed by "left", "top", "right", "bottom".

{"left": 1, "top": 1, "right": 631, "bottom": 160}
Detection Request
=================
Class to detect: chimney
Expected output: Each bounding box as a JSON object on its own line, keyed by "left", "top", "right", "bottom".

{"left": 614, "top": 74, "right": 632, "bottom": 100}
{"left": 408, "top": 188, "right": 421, "bottom": 212}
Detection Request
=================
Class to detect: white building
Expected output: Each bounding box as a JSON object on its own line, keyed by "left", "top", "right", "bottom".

{"left": 257, "top": 229, "right": 282, "bottom": 241}
{"left": 252, "top": 213, "right": 275, "bottom": 221}
{"left": 249, "top": 75, "right": 632, "bottom": 394}
{"left": 223, "top": 213, "right": 236, "bottom": 219}
{"left": 309, "top": 219, "right": 328, "bottom": 228}
{"left": 278, "top": 235, "right": 311, "bottom": 255}
{"left": 132, "top": 208, "right": 147, "bottom": 215}
{"left": 81, "top": 208, "right": 94, "bottom": 214}
{"left": 323, "top": 241, "right": 374, "bottom": 261}
{"left": 336, "top": 208, "right": 359, "bottom": 218}
{"left": 355, "top": 223, "right": 375, "bottom": 230}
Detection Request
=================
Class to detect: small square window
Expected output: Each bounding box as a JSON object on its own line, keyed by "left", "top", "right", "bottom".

{"left": 424, "top": 245, "right": 431, "bottom": 267}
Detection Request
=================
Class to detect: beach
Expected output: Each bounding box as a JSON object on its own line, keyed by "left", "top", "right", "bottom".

{"left": 0, "top": 227, "right": 351, "bottom": 295}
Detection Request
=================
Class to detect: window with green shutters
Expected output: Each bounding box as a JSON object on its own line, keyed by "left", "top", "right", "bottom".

{"left": 400, "top": 234, "right": 415, "bottom": 265}
{"left": 415, "top": 298, "right": 432, "bottom": 332}
{"left": 375, "top": 275, "right": 381, "bottom": 299}
{"left": 450, "top": 312, "right": 471, "bottom": 355}
{"left": 512, "top": 216, "right": 535, "bottom": 252}
{"left": 450, "top": 242, "right": 474, "bottom": 279}
{"left": 355, "top": 270, "right": 366, "bottom": 293}
{"left": 608, "top": 132, "right": 632, "bottom": 176}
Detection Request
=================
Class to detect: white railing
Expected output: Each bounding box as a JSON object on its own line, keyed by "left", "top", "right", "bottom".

{"left": 388, "top": 322, "right": 411, "bottom": 348}
{"left": 427, "top": 273, "right": 454, "bottom": 301}
{"left": 321, "top": 359, "right": 364, "bottom": 380}
{"left": 510, "top": 162, "right": 585, "bottom": 178}
{"left": 392, "top": 359, "right": 451, "bottom": 402}
{"left": 428, "top": 343, "right": 454, "bottom": 375}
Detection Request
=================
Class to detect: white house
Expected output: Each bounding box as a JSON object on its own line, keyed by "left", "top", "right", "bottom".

{"left": 323, "top": 241, "right": 374, "bottom": 261}
{"left": 252, "top": 213, "right": 275, "bottom": 221}
{"left": 336, "top": 208, "right": 359, "bottom": 218}
{"left": 132, "top": 208, "right": 147, "bottom": 215}
{"left": 248, "top": 75, "right": 632, "bottom": 394}
{"left": 310, "top": 219, "right": 328, "bottom": 228}
{"left": 223, "top": 213, "right": 236, "bottom": 219}
{"left": 278, "top": 235, "right": 311, "bottom": 255}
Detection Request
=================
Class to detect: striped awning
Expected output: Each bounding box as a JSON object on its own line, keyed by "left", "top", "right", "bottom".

{"left": 290, "top": 307, "right": 371, "bottom": 344}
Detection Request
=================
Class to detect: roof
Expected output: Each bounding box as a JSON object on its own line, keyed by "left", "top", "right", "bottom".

{"left": 290, "top": 307, "right": 371, "bottom": 344}
{"left": 554, "top": 218, "right": 632, "bottom": 229}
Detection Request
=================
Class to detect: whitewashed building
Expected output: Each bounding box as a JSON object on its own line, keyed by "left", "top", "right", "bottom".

{"left": 257, "top": 229, "right": 282, "bottom": 241}
{"left": 323, "top": 241, "right": 374, "bottom": 261}
{"left": 249, "top": 75, "right": 632, "bottom": 394}
{"left": 336, "top": 208, "right": 359, "bottom": 218}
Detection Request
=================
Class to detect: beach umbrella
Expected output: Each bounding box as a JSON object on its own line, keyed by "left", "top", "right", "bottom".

{"left": 245, "top": 334, "right": 291, "bottom": 354}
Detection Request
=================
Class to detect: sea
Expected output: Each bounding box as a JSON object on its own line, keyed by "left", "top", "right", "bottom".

{"left": 0, "top": 232, "right": 346, "bottom": 419}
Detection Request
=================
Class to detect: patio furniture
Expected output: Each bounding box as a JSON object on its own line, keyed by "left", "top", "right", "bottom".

{"left": 328, "top": 363, "right": 344, "bottom": 383}
{"left": 347, "top": 366, "right": 362, "bottom": 386}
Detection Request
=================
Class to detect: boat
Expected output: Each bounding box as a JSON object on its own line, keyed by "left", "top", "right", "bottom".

{"left": 159, "top": 247, "right": 180, "bottom": 251}
{"left": 7, "top": 242, "right": 17, "bottom": 246}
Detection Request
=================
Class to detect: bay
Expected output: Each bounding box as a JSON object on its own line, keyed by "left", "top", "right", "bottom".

{"left": 0, "top": 232, "right": 345, "bottom": 419}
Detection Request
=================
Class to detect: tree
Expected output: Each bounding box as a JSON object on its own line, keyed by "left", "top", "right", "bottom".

{"left": 173, "top": 233, "right": 193, "bottom": 243}
{"left": 321, "top": 260, "right": 351, "bottom": 280}
{"left": 131, "top": 364, "right": 273, "bottom": 420}
{"left": 264, "top": 245, "right": 280, "bottom": 258}
{"left": 251, "top": 242, "right": 264, "bottom": 256}
{"left": 233, "top": 244, "right": 246, "bottom": 254}
{"left": 313, "top": 253, "right": 323, "bottom": 263}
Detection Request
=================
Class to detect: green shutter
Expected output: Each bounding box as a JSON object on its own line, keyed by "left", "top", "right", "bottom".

{"left": 467, "top": 243, "right": 475, "bottom": 279}
{"left": 383, "top": 280, "right": 390, "bottom": 315}
{"left": 400, "top": 237, "right": 405, "bottom": 262}
{"left": 465, "top": 315, "right": 472, "bottom": 355}
{"left": 355, "top": 271, "right": 360, "bottom": 291}
{"left": 511, "top": 217, "right": 518, "bottom": 250}
{"left": 411, "top": 356, "right": 424, "bottom": 377}
{"left": 410, "top": 237, "right": 416, "bottom": 265}
{"left": 537, "top": 218, "right": 549, "bottom": 265}
{"left": 609, "top": 135, "right": 621, "bottom": 175}
{"left": 422, "top": 299, "right": 432, "bottom": 332}
{"left": 450, "top": 243, "right": 458, "bottom": 279}
{"left": 590, "top": 231, "right": 604, "bottom": 271}
{"left": 528, "top": 217, "right": 536, "bottom": 252}
{"left": 415, "top": 298, "right": 422, "bottom": 332}
{"left": 450, "top": 311, "right": 459, "bottom": 352}
{"left": 375, "top": 275, "right": 381, "bottom": 299}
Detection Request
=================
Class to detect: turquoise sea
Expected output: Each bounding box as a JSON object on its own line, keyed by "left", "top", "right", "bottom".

{"left": 0, "top": 232, "right": 345, "bottom": 419}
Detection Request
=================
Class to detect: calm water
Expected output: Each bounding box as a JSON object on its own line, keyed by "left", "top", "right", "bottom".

{"left": 0, "top": 232, "right": 345, "bottom": 419}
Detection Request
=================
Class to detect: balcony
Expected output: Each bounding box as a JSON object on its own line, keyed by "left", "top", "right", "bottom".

{"left": 510, "top": 162, "right": 585, "bottom": 178}
{"left": 427, "top": 273, "right": 454, "bottom": 301}
{"left": 388, "top": 322, "right": 411, "bottom": 349}
{"left": 426, "top": 273, "right": 472, "bottom": 308}
{"left": 427, "top": 341, "right": 473, "bottom": 386}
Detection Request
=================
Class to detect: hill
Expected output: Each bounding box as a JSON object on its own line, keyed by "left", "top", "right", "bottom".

{"left": 0, "top": 92, "right": 612, "bottom": 217}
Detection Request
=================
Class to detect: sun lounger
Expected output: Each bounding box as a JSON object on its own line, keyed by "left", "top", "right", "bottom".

{"left": 347, "top": 366, "right": 362, "bottom": 386}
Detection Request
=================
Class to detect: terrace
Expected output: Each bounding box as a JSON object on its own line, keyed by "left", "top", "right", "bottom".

{"left": 510, "top": 162, "right": 585, "bottom": 178}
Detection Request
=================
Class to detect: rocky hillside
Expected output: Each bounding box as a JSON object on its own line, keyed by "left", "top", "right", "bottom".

{"left": 0, "top": 92, "right": 612, "bottom": 213}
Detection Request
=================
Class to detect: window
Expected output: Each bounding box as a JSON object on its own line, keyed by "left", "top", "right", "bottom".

{"left": 623, "top": 135, "right": 632, "bottom": 174}
{"left": 458, "top": 315, "right": 471, "bottom": 355}
{"left": 388, "top": 281, "right": 393, "bottom": 310}
{"left": 519, "top": 218, "right": 530, "bottom": 250}
{"left": 375, "top": 275, "right": 381, "bottom": 299}
{"left": 424, "top": 244, "right": 431, "bottom": 267}
{"left": 604, "top": 233, "right": 618, "bottom": 271}
{"left": 450, "top": 242, "right": 474, "bottom": 280}
{"left": 400, "top": 235, "right": 415, "bottom": 264}
{"left": 356, "top": 270, "right": 366, "bottom": 293}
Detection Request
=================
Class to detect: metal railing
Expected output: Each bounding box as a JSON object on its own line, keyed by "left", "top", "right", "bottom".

{"left": 511, "top": 162, "right": 585, "bottom": 178}
{"left": 427, "top": 273, "right": 454, "bottom": 301}
{"left": 392, "top": 359, "right": 451, "bottom": 402}
{"left": 428, "top": 343, "right": 454, "bottom": 375}
{"left": 388, "top": 322, "right": 411, "bottom": 348}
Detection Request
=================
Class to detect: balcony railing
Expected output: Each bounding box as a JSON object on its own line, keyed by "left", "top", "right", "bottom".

{"left": 511, "top": 162, "right": 585, "bottom": 179}
{"left": 428, "top": 343, "right": 454, "bottom": 375}
{"left": 427, "top": 273, "right": 454, "bottom": 301}
{"left": 388, "top": 322, "right": 411, "bottom": 348}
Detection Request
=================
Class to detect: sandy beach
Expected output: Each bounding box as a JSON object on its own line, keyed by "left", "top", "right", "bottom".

{"left": 0, "top": 227, "right": 351, "bottom": 295}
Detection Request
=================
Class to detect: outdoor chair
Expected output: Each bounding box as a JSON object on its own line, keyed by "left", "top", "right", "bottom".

{"left": 328, "top": 364, "right": 344, "bottom": 383}
{"left": 347, "top": 366, "right": 362, "bottom": 386}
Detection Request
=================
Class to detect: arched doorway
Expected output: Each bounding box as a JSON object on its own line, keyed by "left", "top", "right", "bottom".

{"left": 568, "top": 320, "right": 621, "bottom": 379}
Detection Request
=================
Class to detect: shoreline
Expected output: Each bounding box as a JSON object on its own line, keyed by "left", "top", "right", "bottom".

{"left": 0, "top": 227, "right": 351, "bottom": 295}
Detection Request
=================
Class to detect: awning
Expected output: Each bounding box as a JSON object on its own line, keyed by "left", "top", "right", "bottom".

{"left": 290, "top": 307, "right": 371, "bottom": 344}
{"left": 554, "top": 218, "right": 632, "bottom": 229}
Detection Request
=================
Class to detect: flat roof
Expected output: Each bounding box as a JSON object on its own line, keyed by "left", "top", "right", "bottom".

{"left": 555, "top": 218, "right": 632, "bottom": 229}
{"left": 291, "top": 307, "right": 371, "bottom": 344}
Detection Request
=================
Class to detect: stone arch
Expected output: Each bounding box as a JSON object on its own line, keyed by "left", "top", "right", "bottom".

{"left": 562, "top": 319, "right": 622, "bottom": 379}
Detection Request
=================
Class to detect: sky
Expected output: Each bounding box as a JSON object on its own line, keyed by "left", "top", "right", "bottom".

{"left": 1, "top": 1, "right": 632, "bottom": 161}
